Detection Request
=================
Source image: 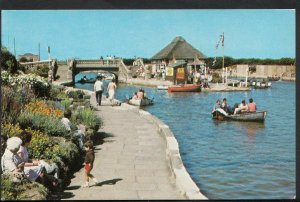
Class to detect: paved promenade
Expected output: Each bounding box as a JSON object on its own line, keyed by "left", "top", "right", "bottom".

{"left": 63, "top": 96, "right": 186, "bottom": 200}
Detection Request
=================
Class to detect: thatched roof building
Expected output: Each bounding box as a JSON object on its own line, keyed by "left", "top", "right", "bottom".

{"left": 151, "top": 36, "right": 206, "bottom": 61}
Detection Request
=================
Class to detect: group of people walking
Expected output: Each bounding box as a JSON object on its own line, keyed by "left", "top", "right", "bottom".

{"left": 93, "top": 76, "right": 117, "bottom": 106}
{"left": 213, "top": 98, "right": 257, "bottom": 115}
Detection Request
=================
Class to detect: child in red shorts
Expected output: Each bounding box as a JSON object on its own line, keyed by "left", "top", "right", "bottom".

{"left": 82, "top": 141, "right": 98, "bottom": 188}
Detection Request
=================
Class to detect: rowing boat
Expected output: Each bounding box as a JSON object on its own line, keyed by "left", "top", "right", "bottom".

{"left": 212, "top": 108, "right": 267, "bottom": 122}
{"left": 128, "top": 98, "right": 154, "bottom": 106}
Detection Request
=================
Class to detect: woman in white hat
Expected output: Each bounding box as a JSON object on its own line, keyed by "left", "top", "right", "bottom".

{"left": 1, "top": 136, "right": 45, "bottom": 182}
{"left": 1, "top": 137, "right": 25, "bottom": 175}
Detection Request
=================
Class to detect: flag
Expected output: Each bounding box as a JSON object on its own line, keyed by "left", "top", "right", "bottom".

{"left": 48, "top": 46, "right": 50, "bottom": 53}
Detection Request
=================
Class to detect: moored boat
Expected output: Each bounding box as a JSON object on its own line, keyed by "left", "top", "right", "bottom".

{"left": 168, "top": 84, "right": 201, "bottom": 92}
{"left": 212, "top": 108, "right": 267, "bottom": 122}
{"left": 267, "top": 76, "right": 280, "bottom": 81}
{"left": 157, "top": 85, "right": 169, "bottom": 90}
{"left": 77, "top": 78, "right": 96, "bottom": 84}
{"left": 128, "top": 98, "right": 154, "bottom": 106}
{"left": 254, "top": 80, "right": 271, "bottom": 89}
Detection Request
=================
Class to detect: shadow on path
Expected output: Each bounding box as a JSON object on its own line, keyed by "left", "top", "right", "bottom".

{"left": 91, "top": 178, "right": 123, "bottom": 187}
{"left": 59, "top": 192, "right": 75, "bottom": 199}
{"left": 92, "top": 131, "right": 115, "bottom": 146}
{"left": 65, "top": 185, "right": 81, "bottom": 190}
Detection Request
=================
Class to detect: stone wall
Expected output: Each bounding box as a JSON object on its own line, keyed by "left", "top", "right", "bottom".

{"left": 256, "top": 65, "right": 295, "bottom": 78}
{"left": 231, "top": 64, "right": 295, "bottom": 78}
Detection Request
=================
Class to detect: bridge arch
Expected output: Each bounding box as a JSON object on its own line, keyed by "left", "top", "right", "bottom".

{"left": 69, "top": 59, "right": 131, "bottom": 86}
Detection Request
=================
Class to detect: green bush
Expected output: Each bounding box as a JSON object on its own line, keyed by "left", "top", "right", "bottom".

{"left": 57, "top": 91, "right": 68, "bottom": 100}
{"left": 211, "top": 72, "right": 222, "bottom": 83}
{"left": 61, "top": 99, "right": 72, "bottom": 110}
{"left": 1, "top": 71, "right": 50, "bottom": 98}
{"left": 1, "top": 46, "right": 19, "bottom": 74}
{"left": 18, "top": 112, "right": 69, "bottom": 137}
{"left": 49, "top": 85, "right": 61, "bottom": 98}
{"left": 25, "top": 64, "right": 49, "bottom": 78}
{"left": 72, "top": 107, "right": 101, "bottom": 131}
{"left": 26, "top": 128, "right": 54, "bottom": 160}
{"left": 1, "top": 123, "right": 23, "bottom": 138}
{"left": 67, "top": 90, "right": 84, "bottom": 99}
{"left": 1, "top": 174, "right": 48, "bottom": 200}
{"left": 1, "top": 86, "right": 33, "bottom": 124}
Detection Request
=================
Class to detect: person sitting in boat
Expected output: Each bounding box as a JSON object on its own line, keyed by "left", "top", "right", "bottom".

{"left": 212, "top": 99, "right": 221, "bottom": 112}
{"left": 137, "top": 88, "right": 144, "bottom": 100}
{"left": 132, "top": 92, "right": 138, "bottom": 100}
{"left": 232, "top": 103, "right": 239, "bottom": 114}
{"left": 247, "top": 98, "right": 257, "bottom": 112}
{"left": 234, "top": 100, "right": 248, "bottom": 114}
{"left": 221, "top": 98, "right": 231, "bottom": 114}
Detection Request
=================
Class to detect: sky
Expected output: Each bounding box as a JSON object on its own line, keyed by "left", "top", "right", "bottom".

{"left": 1, "top": 10, "right": 295, "bottom": 60}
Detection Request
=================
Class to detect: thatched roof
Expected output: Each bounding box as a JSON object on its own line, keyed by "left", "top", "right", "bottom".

{"left": 151, "top": 36, "right": 206, "bottom": 60}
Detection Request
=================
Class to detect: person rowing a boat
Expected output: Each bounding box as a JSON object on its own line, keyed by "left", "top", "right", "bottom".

{"left": 247, "top": 98, "right": 257, "bottom": 112}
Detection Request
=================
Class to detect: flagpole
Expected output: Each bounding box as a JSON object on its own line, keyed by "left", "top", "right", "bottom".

{"left": 222, "top": 32, "right": 225, "bottom": 84}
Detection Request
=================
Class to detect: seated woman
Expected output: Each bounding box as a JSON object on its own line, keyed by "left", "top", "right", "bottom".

{"left": 2, "top": 137, "right": 26, "bottom": 177}
{"left": 1, "top": 137, "right": 46, "bottom": 184}
{"left": 17, "top": 131, "right": 59, "bottom": 178}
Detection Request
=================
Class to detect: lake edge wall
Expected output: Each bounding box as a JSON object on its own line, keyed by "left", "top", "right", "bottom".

{"left": 229, "top": 64, "right": 295, "bottom": 79}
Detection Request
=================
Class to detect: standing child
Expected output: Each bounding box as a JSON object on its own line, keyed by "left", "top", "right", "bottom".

{"left": 82, "top": 141, "right": 98, "bottom": 188}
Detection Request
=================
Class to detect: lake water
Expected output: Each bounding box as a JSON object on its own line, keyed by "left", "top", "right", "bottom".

{"left": 75, "top": 73, "right": 295, "bottom": 199}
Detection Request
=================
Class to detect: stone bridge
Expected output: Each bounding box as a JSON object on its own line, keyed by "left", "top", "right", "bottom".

{"left": 68, "top": 59, "right": 132, "bottom": 85}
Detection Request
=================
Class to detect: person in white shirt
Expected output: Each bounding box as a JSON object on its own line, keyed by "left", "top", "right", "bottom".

{"left": 61, "top": 109, "right": 85, "bottom": 150}
{"left": 94, "top": 76, "right": 104, "bottom": 106}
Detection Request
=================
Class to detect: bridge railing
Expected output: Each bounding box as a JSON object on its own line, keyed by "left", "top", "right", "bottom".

{"left": 76, "top": 59, "right": 120, "bottom": 66}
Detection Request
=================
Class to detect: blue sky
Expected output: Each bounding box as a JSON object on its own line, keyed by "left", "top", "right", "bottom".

{"left": 1, "top": 10, "right": 295, "bottom": 60}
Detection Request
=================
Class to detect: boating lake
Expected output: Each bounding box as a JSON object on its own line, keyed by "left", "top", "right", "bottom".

{"left": 75, "top": 73, "right": 295, "bottom": 199}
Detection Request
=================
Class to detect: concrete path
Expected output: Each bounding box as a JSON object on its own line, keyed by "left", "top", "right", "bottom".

{"left": 62, "top": 95, "right": 185, "bottom": 200}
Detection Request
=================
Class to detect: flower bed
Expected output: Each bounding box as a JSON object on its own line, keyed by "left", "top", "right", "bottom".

{"left": 1, "top": 71, "right": 102, "bottom": 200}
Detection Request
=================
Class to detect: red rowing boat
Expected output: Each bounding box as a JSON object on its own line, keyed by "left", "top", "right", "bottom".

{"left": 168, "top": 84, "right": 201, "bottom": 92}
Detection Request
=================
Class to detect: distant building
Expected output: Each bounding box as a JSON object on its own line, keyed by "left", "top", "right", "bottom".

{"left": 151, "top": 36, "right": 206, "bottom": 74}
{"left": 18, "top": 53, "right": 39, "bottom": 62}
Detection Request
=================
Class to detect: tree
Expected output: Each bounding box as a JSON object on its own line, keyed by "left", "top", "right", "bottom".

{"left": 1, "top": 46, "right": 19, "bottom": 74}
{"left": 19, "top": 57, "right": 29, "bottom": 63}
